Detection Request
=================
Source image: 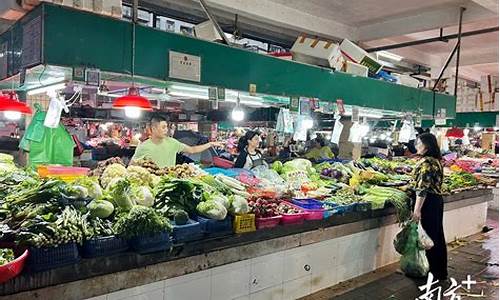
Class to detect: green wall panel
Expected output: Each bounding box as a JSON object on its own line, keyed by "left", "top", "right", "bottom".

{"left": 0, "top": 3, "right": 456, "bottom": 117}
{"left": 43, "top": 4, "right": 132, "bottom": 75}
{"left": 422, "top": 112, "right": 499, "bottom": 128}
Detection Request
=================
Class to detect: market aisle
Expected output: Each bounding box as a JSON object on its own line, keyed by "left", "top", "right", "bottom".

{"left": 301, "top": 209, "right": 499, "bottom": 300}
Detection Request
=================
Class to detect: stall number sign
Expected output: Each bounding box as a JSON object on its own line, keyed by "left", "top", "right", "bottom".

{"left": 290, "top": 96, "right": 299, "bottom": 112}
{"left": 351, "top": 107, "right": 360, "bottom": 123}
{"left": 169, "top": 51, "right": 201, "bottom": 82}
{"left": 435, "top": 108, "right": 447, "bottom": 126}
{"left": 209, "top": 87, "right": 225, "bottom": 101}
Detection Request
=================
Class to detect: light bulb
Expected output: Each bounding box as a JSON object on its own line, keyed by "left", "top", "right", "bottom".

{"left": 303, "top": 117, "right": 314, "bottom": 129}
{"left": 369, "top": 137, "right": 376, "bottom": 143}
{"left": 494, "top": 127, "right": 498, "bottom": 131}
{"left": 4, "top": 111, "right": 21, "bottom": 120}
{"left": 231, "top": 107, "right": 245, "bottom": 122}
{"left": 124, "top": 106, "right": 141, "bottom": 119}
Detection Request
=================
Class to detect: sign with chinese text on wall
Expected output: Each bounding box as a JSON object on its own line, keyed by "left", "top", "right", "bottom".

{"left": 169, "top": 51, "right": 201, "bottom": 82}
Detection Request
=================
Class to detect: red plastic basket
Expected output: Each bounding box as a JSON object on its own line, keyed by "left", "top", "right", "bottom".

{"left": 0, "top": 249, "right": 29, "bottom": 284}
{"left": 279, "top": 202, "right": 307, "bottom": 225}
{"left": 213, "top": 157, "right": 234, "bottom": 169}
{"left": 256, "top": 216, "right": 282, "bottom": 229}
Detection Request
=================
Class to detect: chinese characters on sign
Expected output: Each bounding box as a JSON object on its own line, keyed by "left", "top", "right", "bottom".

{"left": 416, "top": 273, "right": 478, "bottom": 300}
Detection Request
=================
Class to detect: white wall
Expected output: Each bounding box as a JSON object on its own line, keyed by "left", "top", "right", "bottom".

{"left": 87, "top": 201, "right": 488, "bottom": 300}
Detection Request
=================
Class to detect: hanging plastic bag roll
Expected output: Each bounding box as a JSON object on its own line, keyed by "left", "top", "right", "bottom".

{"left": 330, "top": 116, "right": 343, "bottom": 145}
{"left": 44, "top": 96, "right": 64, "bottom": 128}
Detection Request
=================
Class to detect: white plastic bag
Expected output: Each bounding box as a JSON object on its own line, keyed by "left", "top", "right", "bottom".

{"left": 418, "top": 223, "right": 434, "bottom": 250}
{"left": 330, "top": 118, "right": 344, "bottom": 145}
{"left": 44, "top": 96, "right": 64, "bottom": 128}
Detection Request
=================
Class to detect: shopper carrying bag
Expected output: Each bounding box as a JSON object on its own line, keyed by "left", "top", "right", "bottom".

{"left": 411, "top": 133, "right": 447, "bottom": 281}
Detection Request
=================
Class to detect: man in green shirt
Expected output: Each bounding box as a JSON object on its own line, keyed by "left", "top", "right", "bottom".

{"left": 132, "top": 116, "right": 223, "bottom": 168}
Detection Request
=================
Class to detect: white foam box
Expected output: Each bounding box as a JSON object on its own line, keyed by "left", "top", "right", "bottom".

{"left": 481, "top": 75, "right": 499, "bottom": 94}
{"left": 291, "top": 35, "right": 344, "bottom": 70}
{"left": 340, "top": 39, "right": 383, "bottom": 75}
{"left": 194, "top": 20, "right": 221, "bottom": 42}
{"left": 344, "top": 61, "right": 368, "bottom": 77}
{"left": 394, "top": 74, "right": 420, "bottom": 88}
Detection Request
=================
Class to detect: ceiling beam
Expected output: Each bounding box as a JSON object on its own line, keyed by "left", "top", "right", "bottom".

{"left": 357, "top": 2, "right": 496, "bottom": 41}
{"left": 470, "top": 0, "right": 499, "bottom": 13}
{"left": 137, "top": 0, "right": 356, "bottom": 42}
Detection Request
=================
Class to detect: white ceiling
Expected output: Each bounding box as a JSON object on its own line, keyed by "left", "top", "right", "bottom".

{"left": 2, "top": 0, "right": 497, "bottom": 82}
{"left": 156, "top": 0, "right": 498, "bottom": 82}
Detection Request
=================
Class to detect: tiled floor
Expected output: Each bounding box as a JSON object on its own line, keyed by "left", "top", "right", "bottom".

{"left": 301, "top": 209, "right": 499, "bottom": 300}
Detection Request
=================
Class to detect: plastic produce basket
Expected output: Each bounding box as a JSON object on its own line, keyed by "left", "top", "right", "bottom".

{"left": 213, "top": 157, "right": 234, "bottom": 169}
{"left": 255, "top": 216, "right": 282, "bottom": 229}
{"left": 291, "top": 198, "right": 324, "bottom": 210}
{"left": 279, "top": 202, "right": 307, "bottom": 225}
{"left": 81, "top": 236, "right": 129, "bottom": 258}
{"left": 28, "top": 243, "right": 80, "bottom": 272}
{"left": 195, "top": 216, "right": 233, "bottom": 236}
{"left": 233, "top": 214, "right": 256, "bottom": 234}
{"left": 171, "top": 219, "right": 204, "bottom": 243}
{"left": 129, "top": 231, "right": 172, "bottom": 255}
{"left": 355, "top": 202, "right": 372, "bottom": 212}
{"left": 0, "top": 249, "right": 28, "bottom": 284}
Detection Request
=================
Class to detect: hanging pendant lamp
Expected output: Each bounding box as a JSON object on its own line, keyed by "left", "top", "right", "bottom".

{"left": 112, "top": 4, "right": 152, "bottom": 118}
{"left": 0, "top": 91, "right": 32, "bottom": 120}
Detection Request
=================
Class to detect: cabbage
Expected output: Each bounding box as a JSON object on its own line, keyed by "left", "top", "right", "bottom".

{"left": 87, "top": 200, "right": 114, "bottom": 219}
{"left": 196, "top": 200, "right": 227, "bottom": 220}
{"left": 106, "top": 178, "right": 135, "bottom": 211}
{"left": 74, "top": 177, "right": 103, "bottom": 200}
{"left": 283, "top": 159, "right": 312, "bottom": 172}
{"left": 131, "top": 185, "right": 154, "bottom": 207}
{"left": 100, "top": 163, "right": 128, "bottom": 188}
{"left": 229, "top": 195, "right": 250, "bottom": 214}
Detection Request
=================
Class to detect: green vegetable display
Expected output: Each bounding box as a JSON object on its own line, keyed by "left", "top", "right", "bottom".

{"left": 361, "top": 186, "right": 410, "bottom": 223}
{"left": 443, "top": 171, "right": 478, "bottom": 192}
{"left": 100, "top": 163, "right": 127, "bottom": 188}
{"left": 113, "top": 206, "right": 171, "bottom": 239}
{"left": 87, "top": 200, "right": 114, "bottom": 219}
{"left": 83, "top": 217, "right": 114, "bottom": 240}
{"left": 106, "top": 178, "right": 135, "bottom": 211}
{"left": 153, "top": 177, "right": 204, "bottom": 217}
{"left": 0, "top": 248, "right": 14, "bottom": 265}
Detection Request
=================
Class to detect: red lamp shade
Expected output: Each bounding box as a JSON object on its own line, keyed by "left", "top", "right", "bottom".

{"left": 0, "top": 92, "right": 32, "bottom": 114}
{"left": 112, "top": 87, "right": 153, "bottom": 111}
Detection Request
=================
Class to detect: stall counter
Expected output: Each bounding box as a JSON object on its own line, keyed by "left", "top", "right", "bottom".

{"left": 0, "top": 189, "right": 493, "bottom": 300}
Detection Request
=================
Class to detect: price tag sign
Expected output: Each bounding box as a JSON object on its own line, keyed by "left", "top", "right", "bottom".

{"left": 85, "top": 68, "right": 100, "bottom": 86}
{"left": 351, "top": 107, "right": 359, "bottom": 123}
{"left": 73, "top": 66, "right": 85, "bottom": 82}
{"left": 208, "top": 87, "right": 217, "bottom": 101}
{"left": 217, "top": 87, "right": 225, "bottom": 101}
{"left": 290, "top": 96, "right": 299, "bottom": 112}
{"left": 249, "top": 83, "right": 257, "bottom": 96}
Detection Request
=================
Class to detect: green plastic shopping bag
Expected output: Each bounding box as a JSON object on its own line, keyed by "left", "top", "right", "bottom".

{"left": 20, "top": 104, "right": 75, "bottom": 168}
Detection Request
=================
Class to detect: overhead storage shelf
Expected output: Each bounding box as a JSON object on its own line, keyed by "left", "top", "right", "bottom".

{"left": 0, "top": 3, "right": 456, "bottom": 118}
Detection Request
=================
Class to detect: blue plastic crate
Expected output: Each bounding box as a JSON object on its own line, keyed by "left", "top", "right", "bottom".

{"left": 291, "top": 198, "right": 324, "bottom": 210}
{"left": 204, "top": 167, "right": 238, "bottom": 177}
{"left": 171, "top": 219, "right": 204, "bottom": 243}
{"left": 355, "top": 202, "right": 372, "bottom": 212}
{"left": 322, "top": 203, "right": 356, "bottom": 218}
{"left": 195, "top": 216, "right": 233, "bottom": 235}
{"left": 81, "top": 236, "right": 129, "bottom": 258}
{"left": 129, "top": 231, "right": 171, "bottom": 254}
{"left": 28, "top": 243, "right": 80, "bottom": 272}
